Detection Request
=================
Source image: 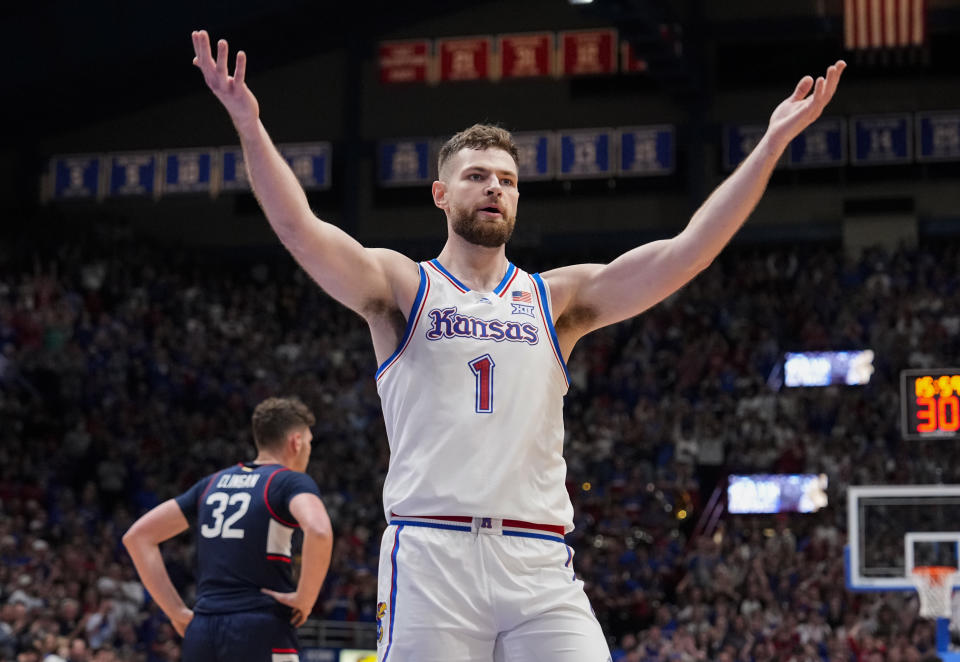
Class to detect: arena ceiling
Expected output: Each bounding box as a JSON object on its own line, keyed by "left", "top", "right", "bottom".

{"left": 4, "top": 0, "right": 960, "bottom": 144}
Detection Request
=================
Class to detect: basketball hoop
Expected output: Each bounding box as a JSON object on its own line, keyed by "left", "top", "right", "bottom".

{"left": 911, "top": 566, "right": 958, "bottom": 619}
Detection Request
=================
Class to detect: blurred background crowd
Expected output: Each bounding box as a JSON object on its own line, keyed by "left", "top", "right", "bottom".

{"left": 1, "top": 223, "right": 958, "bottom": 661}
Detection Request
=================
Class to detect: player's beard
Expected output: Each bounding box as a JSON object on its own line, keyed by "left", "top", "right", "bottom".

{"left": 450, "top": 205, "right": 516, "bottom": 248}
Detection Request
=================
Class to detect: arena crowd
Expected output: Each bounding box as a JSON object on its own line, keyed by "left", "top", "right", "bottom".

{"left": 1, "top": 223, "right": 958, "bottom": 661}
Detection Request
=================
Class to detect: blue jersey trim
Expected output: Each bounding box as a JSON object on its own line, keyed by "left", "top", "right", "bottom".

{"left": 503, "top": 530, "right": 566, "bottom": 543}
{"left": 530, "top": 272, "right": 571, "bottom": 386}
{"left": 375, "top": 264, "right": 427, "bottom": 379}
{"left": 492, "top": 263, "right": 517, "bottom": 295}
{"left": 389, "top": 519, "right": 472, "bottom": 532}
{"left": 389, "top": 519, "right": 563, "bottom": 542}
{"left": 383, "top": 524, "right": 403, "bottom": 662}
{"left": 429, "top": 259, "right": 470, "bottom": 292}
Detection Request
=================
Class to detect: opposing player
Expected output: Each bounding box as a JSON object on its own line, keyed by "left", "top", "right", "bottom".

{"left": 190, "top": 29, "right": 844, "bottom": 661}
{"left": 123, "top": 396, "right": 333, "bottom": 662}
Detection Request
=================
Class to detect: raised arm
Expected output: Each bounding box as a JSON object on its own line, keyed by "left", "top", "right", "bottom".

{"left": 544, "top": 61, "right": 846, "bottom": 355}
{"left": 122, "top": 500, "right": 193, "bottom": 636}
{"left": 190, "top": 30, "right": 416, "bottom": 321}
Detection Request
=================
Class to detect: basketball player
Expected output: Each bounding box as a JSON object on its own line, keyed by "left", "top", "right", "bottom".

{"left": 190, "top": 29, "right": 844, "bottom": 661}
{"left": 123, "top": 396, "right": 333, "bottom": 662}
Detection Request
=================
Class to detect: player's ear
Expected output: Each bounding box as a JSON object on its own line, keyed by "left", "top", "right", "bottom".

{"left": 289, "top": 431, "right": 302, "bottom": 456}
{"left": 432, "top": 180, "right": 447, "bottom": 209}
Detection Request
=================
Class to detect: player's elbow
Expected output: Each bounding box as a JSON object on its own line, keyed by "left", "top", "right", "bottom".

{"left": 303, "top": 521, "right": 333, "bottom": 544}
{"left": 121, "top": 526, "right": 141, "bottom": 553}
{"left": 301, "top": 516, "right": 333, "bottom": 549}
{"left": 669, "top": 235, "right": 713, "bottom": 279}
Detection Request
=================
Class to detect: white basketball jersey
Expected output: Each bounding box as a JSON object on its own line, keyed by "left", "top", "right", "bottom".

{"left": 375, "top": 259, "right": 573, "bottom": 531}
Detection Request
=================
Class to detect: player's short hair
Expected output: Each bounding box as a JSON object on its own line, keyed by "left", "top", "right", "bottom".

{"left": 251, "top": 397, "right": 315, "bottom": 450}
{"left": 438, "top": 124, "right": 519, "bottom": 179}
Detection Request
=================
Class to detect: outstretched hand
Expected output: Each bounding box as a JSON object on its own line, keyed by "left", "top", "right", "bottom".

{"left": 766, "top": 61, "right": 846, "bottom": 149}
{"left": 191, "top": 30, "right": 260, "bottom": 133}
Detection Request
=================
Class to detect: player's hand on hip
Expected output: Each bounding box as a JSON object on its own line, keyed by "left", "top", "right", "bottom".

{"left": 765, "top": 60, "right": 846, "bottom": 151}
{"left": 191, "top": 30, "right": 261, "bottom": 134}
{"left": 171, "top": 607, "right": 194, "bottom": 638}
{"left": 261, "top": 589, "right": 313, "bottom": 627}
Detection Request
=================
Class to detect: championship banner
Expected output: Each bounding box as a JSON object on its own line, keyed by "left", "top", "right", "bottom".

{"left": 558, "top": 129, "right": 614, "bottom": 179}
{"left": 620, "top": 42, "right": 648, "bottom": 74}
{"left": 279, "top": 142, "right": 332, "bottom": 190}
{"left": 160, "top": 149, "right": 215, "bottom": 195}
{"left": 220, "top": 147, "right": 249, "bottom": 192}
{"left": 559, "top": 29, "right": 617, "bottom": 76}
{"left": 916, "top": 112, "right": 960, "bottom": 162}
{"left": 787, "top": 117, "right": 847, "bottom": 168}
{"left": 437, "top": 37, "right": 492, "bottom": 82}
{"left": 107, "top": 152, "right": 158, "bottom": 198}
{"left": 620, "top": 126, "right": 674, "bottom": 176}
{"left": 498, "top": 33, "right": 553, "bottom": 79}
{"left": 50, "top": 154, "right": 102, "bottom": 201}
{"left": 512, "top": 132, "right": 554, "bottom": 181}
{"left": 723, "top": 124, "right": 772, "bottom": 171}
{"left": 379, "top": 40, "right": 431, "bottom": 84}
{"left": 851, "top": 114, "right": 912, "bottom": 165}
{"left": 844, "top": 0, "right": 926, "bottom": 50}
{"left": 378, "top": 139, "right": 432, "bottom": 187}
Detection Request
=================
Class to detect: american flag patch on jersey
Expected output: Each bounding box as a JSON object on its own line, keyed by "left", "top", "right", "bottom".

{"left": 512, "top": 290, "right": 532, "bottom": 303}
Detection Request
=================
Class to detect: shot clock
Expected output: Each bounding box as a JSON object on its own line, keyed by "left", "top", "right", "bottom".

{"left": 901, "top": 369, "right": 960, "bottom": 440}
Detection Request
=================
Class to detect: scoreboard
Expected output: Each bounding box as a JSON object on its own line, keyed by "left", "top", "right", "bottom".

{"left": 901, "top": 369, "right": 960, "bottom": 440}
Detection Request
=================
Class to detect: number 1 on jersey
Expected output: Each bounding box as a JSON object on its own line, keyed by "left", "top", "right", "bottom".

{"left": 468, "top": 354, "right": 495, "bottom": 414}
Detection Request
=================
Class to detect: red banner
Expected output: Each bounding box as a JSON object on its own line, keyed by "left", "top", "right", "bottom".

{"left": 620, "top": 42, "right": 648, "bottom": 74}
{"left": 559, "top": 29, "right": 617, "bottom": 76}
{"left": 499, "top": 33, "right": 553, "bottom": 79}
{"left": 379, "top": 40, "right": 430, "bottom": 84}
{"left": 438, "top": 37, "right": 492, "bottom": 81}
{"left": 844, "top": 0, "right": 926, "bottom": 49}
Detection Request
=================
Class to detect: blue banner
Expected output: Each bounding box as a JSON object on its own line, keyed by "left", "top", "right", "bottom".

{"left": 161, "top": 149, "right": 214, "bottom": 194}
{"left": 787, "top": 117, "right": 846, "bottom": 168}
{"left": 916, "top": 112, "right": 960, "bottom": 162}
{"left": 51, "top": 155, "right": 102, "bottom": 200}
{"left": 107, "top": 153, "right": 158, "bottom": 197}
{"left": 280, "top": 142, "right": 332, "bottom": 190}
{"left": 620, "top": 126, "right": 674, "bottom": 176}
{"left": 723, "top": 124, "right": 767, "bottom": 171}
{"left": 512, "top": 132, "right": 553, "bottom": 181}
{"left": 220, "top": 147, "right": 249, "bottom": 192}
{"left": 851, "top": 114, "right": 912, "bottom": 165}
{"left": 379, "top": 139, "right": 432, "bottom": 187}
{"left": 558, "top": 129, "right": 614, "bottom": 179}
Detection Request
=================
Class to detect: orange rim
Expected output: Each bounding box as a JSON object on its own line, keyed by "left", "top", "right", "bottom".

{"left": 912, "top": 566, "right": 958, "bottom": 586}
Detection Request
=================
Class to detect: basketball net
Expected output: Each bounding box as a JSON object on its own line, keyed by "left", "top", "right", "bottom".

{"left": 911, "top": 566, "right": 958, "bottom": 619}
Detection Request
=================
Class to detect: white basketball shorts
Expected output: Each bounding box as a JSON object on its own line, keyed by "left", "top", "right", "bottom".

{"left": 375, "top": 516, "right": 611, "bottom": 662}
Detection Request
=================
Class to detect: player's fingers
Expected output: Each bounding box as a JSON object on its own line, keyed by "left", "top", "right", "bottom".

{"left": 824, "top": 60, "right": 846, "bottom": 98}
{"left": 791, "top": 75, "right": 814, "bottom": 101}
{"left": 291, "top": 609, "right": 306, "bottom": 627}
{"left": 234, "top": 51, "right": 247, "bottom": 86}
{"left": 261, "top": 588, "right": 283, "bottom": 602}
{"left": 216, "top": 39, "right": 229, "bottom": 77}
{"left": 192, "top": 30, "right": 212, "bottom": 67}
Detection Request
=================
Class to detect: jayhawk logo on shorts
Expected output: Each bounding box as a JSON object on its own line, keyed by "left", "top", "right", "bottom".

{"left": 376, "top": 601, "right": 388, "bottom": 643}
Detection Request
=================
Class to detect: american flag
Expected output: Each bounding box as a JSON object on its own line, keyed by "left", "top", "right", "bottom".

{"left": 512, "top": 290, "right": 532, "bottom": 303}
{"left": 844, "top": 0, "right": 926, "bottom": 50}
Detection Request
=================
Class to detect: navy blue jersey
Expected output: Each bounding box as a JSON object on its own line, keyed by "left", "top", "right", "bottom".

{"left": 175, "top": 462, "right": 321, "bottom": 614}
